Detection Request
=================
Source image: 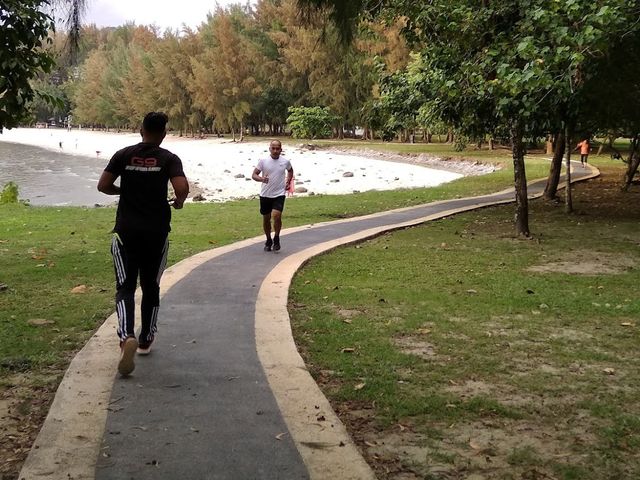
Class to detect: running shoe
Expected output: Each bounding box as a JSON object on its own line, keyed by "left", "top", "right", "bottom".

{"left": 264, "top": 238, "right": 273, "bottom": 251}
{"left": 137, "top": 338, "right": 154, "bottom": 355}
{"left": 273, "top": 236, "right": 281, "bottom": 251}
{"left": 118, "top": 336, "right": 138, "bottom": 376}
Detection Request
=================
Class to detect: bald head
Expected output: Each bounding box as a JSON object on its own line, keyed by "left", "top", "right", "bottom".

{"left": 269, "top": 140, "right": 282, "bottom": 159}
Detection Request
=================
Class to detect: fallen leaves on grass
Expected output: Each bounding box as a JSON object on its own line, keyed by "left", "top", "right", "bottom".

{"left": 27, "top": 319, "right": 55, "bottom": 326}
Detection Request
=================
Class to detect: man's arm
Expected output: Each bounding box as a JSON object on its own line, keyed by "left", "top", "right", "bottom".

{"left": 97, "top": 171, "right": 120, "bottom": 195}
{"left": 286, "top": 167, "right": 294, "bottom": 189}
{"left": 252, "top": 167, "right": 268, "bottom": 183}
{"left": 170, "top": 176, "right": 190, "bottom": 209}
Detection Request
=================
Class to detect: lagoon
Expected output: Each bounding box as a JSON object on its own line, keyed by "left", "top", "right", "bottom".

{"left": 0, "top": 141, "right": 109, "bottom": 206}
{"left": 0, "top": 128, "right": 476, "bottom": 208}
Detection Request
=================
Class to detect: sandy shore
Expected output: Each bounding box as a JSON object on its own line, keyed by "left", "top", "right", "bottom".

{"left": 0, "top": 128, "right": 494, "bottom": 203}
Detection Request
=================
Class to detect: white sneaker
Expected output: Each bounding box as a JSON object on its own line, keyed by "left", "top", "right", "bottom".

{"left": 118, "top": 337, "right": 138, "bottom": 375}
{"left": 137, "top": 341, "right": 153, "bottom": 355}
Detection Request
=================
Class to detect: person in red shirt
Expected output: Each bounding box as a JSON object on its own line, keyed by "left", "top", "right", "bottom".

{"left": 574, "top": 138, "right": 590, "bottom": 167}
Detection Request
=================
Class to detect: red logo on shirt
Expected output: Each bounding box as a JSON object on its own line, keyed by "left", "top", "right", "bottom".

{"left": 131, "top": 157, "right": 158, "bottom": 167}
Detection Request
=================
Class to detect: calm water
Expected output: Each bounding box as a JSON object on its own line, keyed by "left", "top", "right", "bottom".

{"left": 0, "top": 141, "right": 113, "bottom": 206}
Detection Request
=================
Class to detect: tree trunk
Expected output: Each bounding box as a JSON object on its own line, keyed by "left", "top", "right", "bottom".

{"left": 622, "top": 134, "right": 640, "bottom": 191}
{"left": 544, "top": 131, "right": 565, "bottom": 200}
{"left": 511, "top": 125, "right": 530, "bottom": 237}
{"left": 564, "top": 125, "right": 573, "bottom": 213}
{"left": 489, "top": 138, "right": 494, "bottom": 150}
{"left": 446, "top": 129, "right": 454, "bottom": 143}
{"left": 622, "top": 154, "right": 640, "bottom": 191}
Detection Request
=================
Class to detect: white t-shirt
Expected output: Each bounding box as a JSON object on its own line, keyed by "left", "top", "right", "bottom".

{"left": 256, "top": 156, "right": 292, "bottom": 198}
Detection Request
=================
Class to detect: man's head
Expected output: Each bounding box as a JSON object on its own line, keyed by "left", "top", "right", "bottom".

{"left": 269, "top": 140, "right": 282, "bottom": 159}
{"left": 141, "top": 112, "right": 168, "bottom": 144}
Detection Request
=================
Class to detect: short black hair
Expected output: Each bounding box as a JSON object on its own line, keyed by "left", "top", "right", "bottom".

{"left": 142, "top": 112, "right": 168, "bottom": 134}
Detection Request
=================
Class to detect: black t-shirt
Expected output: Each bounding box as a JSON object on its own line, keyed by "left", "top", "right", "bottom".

{"left": 104, "top": 142, "right": 185, "bottom": 234}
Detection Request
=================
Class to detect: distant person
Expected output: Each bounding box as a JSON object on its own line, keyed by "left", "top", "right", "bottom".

{"left": 97, "top": 112, "right": 189, "bottom": 376}
{"left": 252, "top": 140, "right": 293, "bottom": 252}
{"left": 575, "top": 138, "right": 590, "bottom": 166}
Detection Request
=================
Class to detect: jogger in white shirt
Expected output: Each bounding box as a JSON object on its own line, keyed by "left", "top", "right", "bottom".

{"left": 251, "top": 140, "right": 294, "bottom": 252}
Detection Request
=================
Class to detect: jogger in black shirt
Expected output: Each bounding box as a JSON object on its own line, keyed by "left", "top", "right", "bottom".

{"left": 98, "top": 112, "right": 189, "bottom": 376}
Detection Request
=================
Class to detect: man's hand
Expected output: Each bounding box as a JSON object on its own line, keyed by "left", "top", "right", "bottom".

{"left": 252, "top": 168, "right": 268, "bottom": 183}
{"left": 97, "top": 171, "right": 120, "bottom": 195}
{"left": 168, "top": 197, "right": 184, "bottom": 209}
{"left": 170, "top": 176, "right": 189, "bottom": 209}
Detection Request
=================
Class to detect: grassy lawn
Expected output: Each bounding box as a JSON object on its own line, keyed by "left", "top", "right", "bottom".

{"left": 0, "top": 142, "right": 631, "bottom": 478}
{"left": 289, "top": 161, "right": 640, "bottom": 479}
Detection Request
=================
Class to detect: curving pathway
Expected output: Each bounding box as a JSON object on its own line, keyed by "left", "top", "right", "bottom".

{"left": 19, "top": 163, "right": 599, "bottom": 480}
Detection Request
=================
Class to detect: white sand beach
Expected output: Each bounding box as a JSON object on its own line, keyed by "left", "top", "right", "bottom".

{"left": 0, "top": 127, "right": 492, "bottom": 203}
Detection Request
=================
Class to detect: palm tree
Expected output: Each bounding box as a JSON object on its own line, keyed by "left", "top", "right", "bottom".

{"left": 53, "top": 0, "right": 89, "bottom": 63}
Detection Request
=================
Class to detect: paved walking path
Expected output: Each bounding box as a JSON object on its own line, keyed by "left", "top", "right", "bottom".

{"left": 19, "top": 163, "right": 598, "bottom": 480}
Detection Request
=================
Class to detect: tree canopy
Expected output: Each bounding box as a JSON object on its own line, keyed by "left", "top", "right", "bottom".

{"left": 295, "top": 0, "right": 640, "bottom": 234}
{"left": 0, "top": 1, "right": 56, "bottom": 129}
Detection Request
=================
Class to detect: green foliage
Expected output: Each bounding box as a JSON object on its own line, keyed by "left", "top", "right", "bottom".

{"left": 42, "top": 0, "right": 640, "bottom": 146}
{"left": 0, "top": 182, "right": 19, "bottom": 204}
{"left": 368, "top": 0, "right": 640, "bottom": 234}
{"left": 63, "top": 3, "right": 399, "bottom": 136}
{"left": 28, "top": 80, "right": 67, "bottom": 124}
{"left": 581, "top": 33, "right": 640, "bottom": 138}
{"left": 453, "top": 134, "right": 468, "bottom": 152}
{"left": 0, "top": 1, "right": 56, "bottom": 129}
{"left": 287, "top": 106, "right": 338, "bottom": 139}
{"left": 373, "top": 0, "right": 639, "bottom": 141}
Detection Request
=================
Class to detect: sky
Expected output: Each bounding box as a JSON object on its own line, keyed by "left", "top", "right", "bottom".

{"left": 83, "top": 0, "right": 255, "bottom": 31}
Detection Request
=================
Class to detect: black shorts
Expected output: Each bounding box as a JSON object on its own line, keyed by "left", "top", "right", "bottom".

{"left": 260, "top": 195, "right": 285, "bottom": 215}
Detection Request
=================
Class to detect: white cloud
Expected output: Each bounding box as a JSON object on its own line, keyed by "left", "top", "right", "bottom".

{"left": 84, "top": 0, "right": 254, "bottom": 31}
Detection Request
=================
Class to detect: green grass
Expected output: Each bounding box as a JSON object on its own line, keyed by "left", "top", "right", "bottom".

{"left": 289, "top": 156, "right": 640, "bottom": 479}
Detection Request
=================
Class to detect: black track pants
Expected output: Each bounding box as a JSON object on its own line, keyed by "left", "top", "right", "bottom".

{"left": 111, "top": 231, "right": 169, "bottom": 343}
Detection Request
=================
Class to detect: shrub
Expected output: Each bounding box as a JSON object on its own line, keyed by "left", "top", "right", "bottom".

{"left": 0, "top": 182, "right": 19, "bottom": 204}
{"left": 287, "top": 106, "right": 339, "bottom": 139}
